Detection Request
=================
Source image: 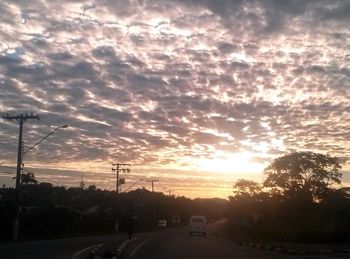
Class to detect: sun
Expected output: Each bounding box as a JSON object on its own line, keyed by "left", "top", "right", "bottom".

{"left": 192, "top": 151, "right": 266, "bottom": 175}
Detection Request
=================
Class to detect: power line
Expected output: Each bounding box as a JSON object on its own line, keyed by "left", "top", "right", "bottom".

{"left": 122, "top": 178, "right": 144, "bottom": 193}
{"left": 37, "top": 118, "right": 53, "bottom": 128}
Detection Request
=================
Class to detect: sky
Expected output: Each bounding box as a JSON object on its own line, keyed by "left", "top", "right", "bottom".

{"left": 0, "top": 0, "right": 350, "bottom": 198}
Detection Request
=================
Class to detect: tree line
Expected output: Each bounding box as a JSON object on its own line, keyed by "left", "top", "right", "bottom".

{"left": 1, "top": 151, "right": 349, "bottom": 243}
{"left": 227, "top": 152, "right": 350, "bottom": 243}
{"left": 0, "top": 182, "right": 226, "bottom": 241}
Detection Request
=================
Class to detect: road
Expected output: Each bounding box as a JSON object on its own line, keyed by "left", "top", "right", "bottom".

{"left": 0, "top": 233, "right": 127, "bottom": 259}
{"left": 129, "top": 224, "right": 296, "bottom": 259}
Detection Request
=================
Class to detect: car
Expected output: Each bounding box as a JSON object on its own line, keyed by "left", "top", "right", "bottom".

{"left": 157, "top": 219, "right": 167, "bottom": 227}
{"left": 189, "top": 215, "right": 207, "bottom": 236}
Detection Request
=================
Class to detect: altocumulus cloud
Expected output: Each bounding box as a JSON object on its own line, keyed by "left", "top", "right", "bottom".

{"left": 0, "top": 0, "right": 350, "bottom": 195}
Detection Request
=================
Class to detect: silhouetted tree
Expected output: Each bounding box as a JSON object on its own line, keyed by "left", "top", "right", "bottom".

{"left": 87, "top": 185, "right": 97, "bottom": 191}
{"left": 20, "top": 172, "right": 37, "bottom": 185}
{"left": 233, "top": 179, "right": 261, "bottom": 197}
{"left": 264, "top": 152, "right": 342, "bottom": 202}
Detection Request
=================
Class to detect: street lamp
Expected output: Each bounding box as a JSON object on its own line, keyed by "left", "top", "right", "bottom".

{"left": 13, "top": 124, "right": 68, "bottom": 241}
{"left": 20, "top": 124, "right": 69, "bottom": 184}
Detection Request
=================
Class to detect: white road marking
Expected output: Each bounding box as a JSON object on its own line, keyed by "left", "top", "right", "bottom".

{"left": 128, "top": 240, "right": 148, "bottom": 258}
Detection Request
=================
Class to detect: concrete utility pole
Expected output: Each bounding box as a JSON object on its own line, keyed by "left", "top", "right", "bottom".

{"left": 147, "top": 179, "right": 159, "bottom": 192}
{"left": 1, "top": 113, "right": 39, "bottom": 240}
{"left": 111, "top": 163, "right": 131, "bottom": 193}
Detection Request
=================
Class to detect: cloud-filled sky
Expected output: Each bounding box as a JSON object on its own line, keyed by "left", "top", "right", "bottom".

{"left": 1, "top": 0, "right": 350, "bottom": 198}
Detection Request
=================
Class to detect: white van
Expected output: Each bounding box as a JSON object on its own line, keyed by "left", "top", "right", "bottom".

{"left": 189, "top": 215, "right": 207, "bottom": 236}
{"left": 158, "top": 219, "right": 167, "bottom": 227}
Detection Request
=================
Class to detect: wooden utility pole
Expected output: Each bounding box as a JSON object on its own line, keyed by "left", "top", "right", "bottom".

{"left": 112, "top": 163, "right": 131, "bottom": 193}
{"left": 147, "top": 179, "right": 159, "bottom": 192}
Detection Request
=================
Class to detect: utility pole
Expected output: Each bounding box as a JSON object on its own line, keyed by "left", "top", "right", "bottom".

{"left": 146, "top": 179, "right": 159, "bottom": 192}
{"left": 111, "top": 163, "right": 131, "bottom": 194}
{"left": 1, "top": 113, "right": 39, "bottom": 240}
{"left": 79, "top": 174, "right": 85, "bottom": 189}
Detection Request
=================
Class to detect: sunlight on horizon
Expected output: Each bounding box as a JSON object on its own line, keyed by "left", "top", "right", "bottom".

{"left": 192, "top": 151, "right": 267, "bottom": 175}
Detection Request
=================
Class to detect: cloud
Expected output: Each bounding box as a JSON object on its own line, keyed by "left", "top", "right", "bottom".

{"left": 0, "top": 0, "right": 350, "bottom": 197}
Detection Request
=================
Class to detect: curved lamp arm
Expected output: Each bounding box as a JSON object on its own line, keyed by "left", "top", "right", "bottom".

{"left": 22, "top": 125, "right": 68, "bottom": 159}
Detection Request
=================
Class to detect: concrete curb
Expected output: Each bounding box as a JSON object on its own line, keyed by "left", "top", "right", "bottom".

{"left": 115, "top": 236, "right": 143, "bottom": 258}
{"left": 72, "top": 241, "right": 107, "bottom": 259}
{"left": 71, "top": 236, "right": 144, "bottom": 259}
{"left": 71, "top": 237, "right": 141, "bottom": 259}
{"left": 237, "top": 242, "right": 350, "bottom": 257}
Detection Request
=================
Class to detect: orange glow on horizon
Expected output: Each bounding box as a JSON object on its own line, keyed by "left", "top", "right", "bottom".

{"left": 191, "top": 151, "right": 267, "bottom": 175}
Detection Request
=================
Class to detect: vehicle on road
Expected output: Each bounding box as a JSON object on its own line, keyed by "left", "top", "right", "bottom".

{"left": 189, "top": 215, "right": 207, "bottom": 236}
{"left": 158, "top": 219, "right": 167, "bottom": 227}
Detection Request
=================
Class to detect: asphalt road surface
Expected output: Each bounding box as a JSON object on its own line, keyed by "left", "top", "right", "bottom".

{"left": 129, "top": 224, "right": 296, "bottom": 259}
{"left": 0, "top": 233, "right": 127, "bottom": 259}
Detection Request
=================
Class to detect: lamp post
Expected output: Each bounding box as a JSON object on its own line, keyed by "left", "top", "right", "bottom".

{"left": 20, "top": 124, "right": 69, "bottom": 186}
{"left": 13, "top": 124, "right": 68, "bottom": 241}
